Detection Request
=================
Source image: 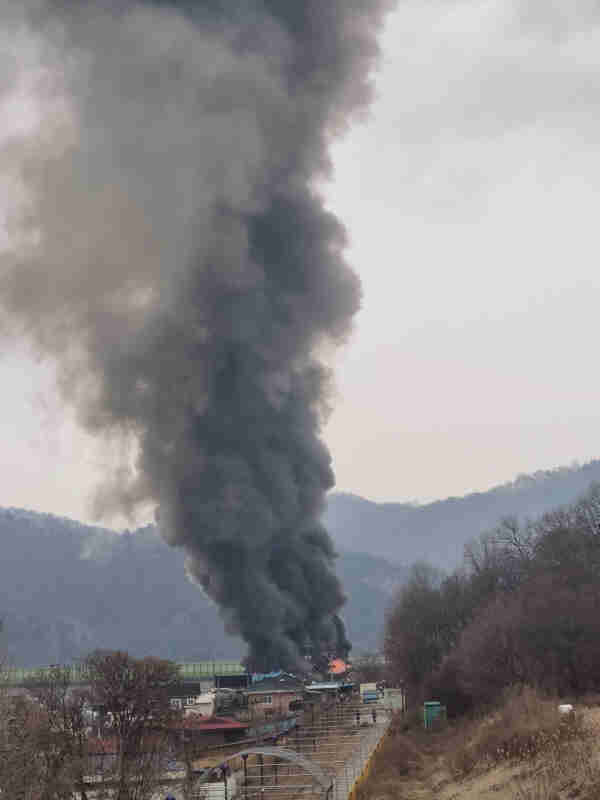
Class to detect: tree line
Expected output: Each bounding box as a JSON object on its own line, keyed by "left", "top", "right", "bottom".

{"left": 384, "top": 484, "right": 600, "bottom": 712}
{"left": 0, "top": 650, "right": 204, "bottom": 800}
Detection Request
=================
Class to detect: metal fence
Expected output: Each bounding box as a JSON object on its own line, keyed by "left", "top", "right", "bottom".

{"left": 2, "top": 660, "right": 246, "bottom": 686}
{"left": 203, "top": 701, "right": 391, "bottom": 800}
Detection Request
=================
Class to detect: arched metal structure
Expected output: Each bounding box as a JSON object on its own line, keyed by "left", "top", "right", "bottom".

{"left": 195, "top": 747, "right": 331, "bottom": 790}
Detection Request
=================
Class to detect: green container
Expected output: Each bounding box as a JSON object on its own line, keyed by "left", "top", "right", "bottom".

{"left": 424, "top": 700, "right": 446, "bottom": 729}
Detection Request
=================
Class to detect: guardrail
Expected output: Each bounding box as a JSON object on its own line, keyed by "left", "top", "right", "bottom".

{"left": 333, "top": 704, "right": 391, "bottom": 800}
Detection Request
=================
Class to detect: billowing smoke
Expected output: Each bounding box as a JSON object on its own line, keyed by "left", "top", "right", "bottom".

{"left": 0, "top": 0, "right": 392, "bottom": 669}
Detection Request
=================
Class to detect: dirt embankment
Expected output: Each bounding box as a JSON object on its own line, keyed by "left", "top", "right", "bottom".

{"left": 355, "top": 691, "right": 600, "bottom": 800}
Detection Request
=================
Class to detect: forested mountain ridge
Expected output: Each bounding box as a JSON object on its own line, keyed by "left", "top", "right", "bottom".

{"left": 0, "top": 507, "right": 406, "bottom": 666}
{"left": 325, "top": 460, "right": 600, "bottom": 567}
{"left": 3, "top": 459, "right": 600, "bottom": 666}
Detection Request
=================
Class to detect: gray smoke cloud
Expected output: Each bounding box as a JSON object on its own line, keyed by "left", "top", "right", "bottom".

{"left": 0, "top": 0, "right": 392, "bottom": 669}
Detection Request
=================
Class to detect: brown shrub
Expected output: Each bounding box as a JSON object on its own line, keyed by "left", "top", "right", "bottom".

{"left": 388, "top": 707, "right": 422, "bottom": 735}
{"left": 354, "top": 731, "right": 425, "bottom": 800}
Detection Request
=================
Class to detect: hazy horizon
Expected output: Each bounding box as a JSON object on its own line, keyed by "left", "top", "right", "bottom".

{"left": 2, "top": 0, "right": 600, "bottom": 527}
{"left": 2, "top": 453, "right": 597, "bottom": 528}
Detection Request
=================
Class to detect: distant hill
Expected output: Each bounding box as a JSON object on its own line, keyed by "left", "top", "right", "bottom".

{"left": 4, "top": 459, "right": 600, "bottom": 667}
{"left": 324, "top": 460, "right": 600, "bottom": 567}
{"left": 0, "top": 508, "right": 406, "bottom": 666}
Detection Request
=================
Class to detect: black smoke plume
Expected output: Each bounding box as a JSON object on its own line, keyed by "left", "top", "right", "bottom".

{"left": 0, "top": 0, "right": 392, "bottom": 669}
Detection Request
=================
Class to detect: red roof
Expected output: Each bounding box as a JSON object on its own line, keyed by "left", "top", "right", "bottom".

{"left": 177, "top": 716, "right": 248, "bottom": 731}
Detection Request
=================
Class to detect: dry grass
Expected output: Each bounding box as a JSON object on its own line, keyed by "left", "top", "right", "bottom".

{"left": 353, "top": 725, "right": 426, "bottom": 800}
{"left": 448, "top": 688, "right": 584, "bottom": 778}
{"left": 513, "top": 773, "right": 558, "bottom": 800}
{"left": 353, "top": 689, "right": 600, "bottom": 800}
{"left": 512, "top": 734, "right": 600, "bottom": 800}
{"left": 449, "top": 693, "right": 600, "bottom": 799}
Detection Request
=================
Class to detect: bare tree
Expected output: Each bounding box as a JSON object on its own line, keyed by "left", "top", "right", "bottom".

{"left": 85, "top": 650, "right": 180, "bottom": 800}
{"left": 30, "top": 666, "right": 91, "bottom": 800}
{"left": 0, "top": 623, "right": 42, "bottom": 799}
{"left": 384, "top": 563, "right": 455, "bottom": 691}
{"left": 0, "top": 693, "right": 46, "bottom": 800}
{"left": 577, "top": 483, "right": 600, "bottom": 539}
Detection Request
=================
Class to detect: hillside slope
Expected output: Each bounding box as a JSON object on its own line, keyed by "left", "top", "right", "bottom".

{"left": 357, "top": 694, "right": 600, "bottom": 800}
{"left": 0, "top": 508, "right": 406, "bottom": 666}
{"left": 325, "top": 459, "right": 600, "bottom": 566}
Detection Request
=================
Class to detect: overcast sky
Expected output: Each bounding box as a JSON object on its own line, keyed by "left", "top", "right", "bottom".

{"left": 2, "top": 0, "right": 600, "bottom": 524}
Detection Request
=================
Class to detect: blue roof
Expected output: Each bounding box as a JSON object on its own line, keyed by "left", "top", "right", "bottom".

{"left": 246, "top": 674, "right": 304, "bottom": 693}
